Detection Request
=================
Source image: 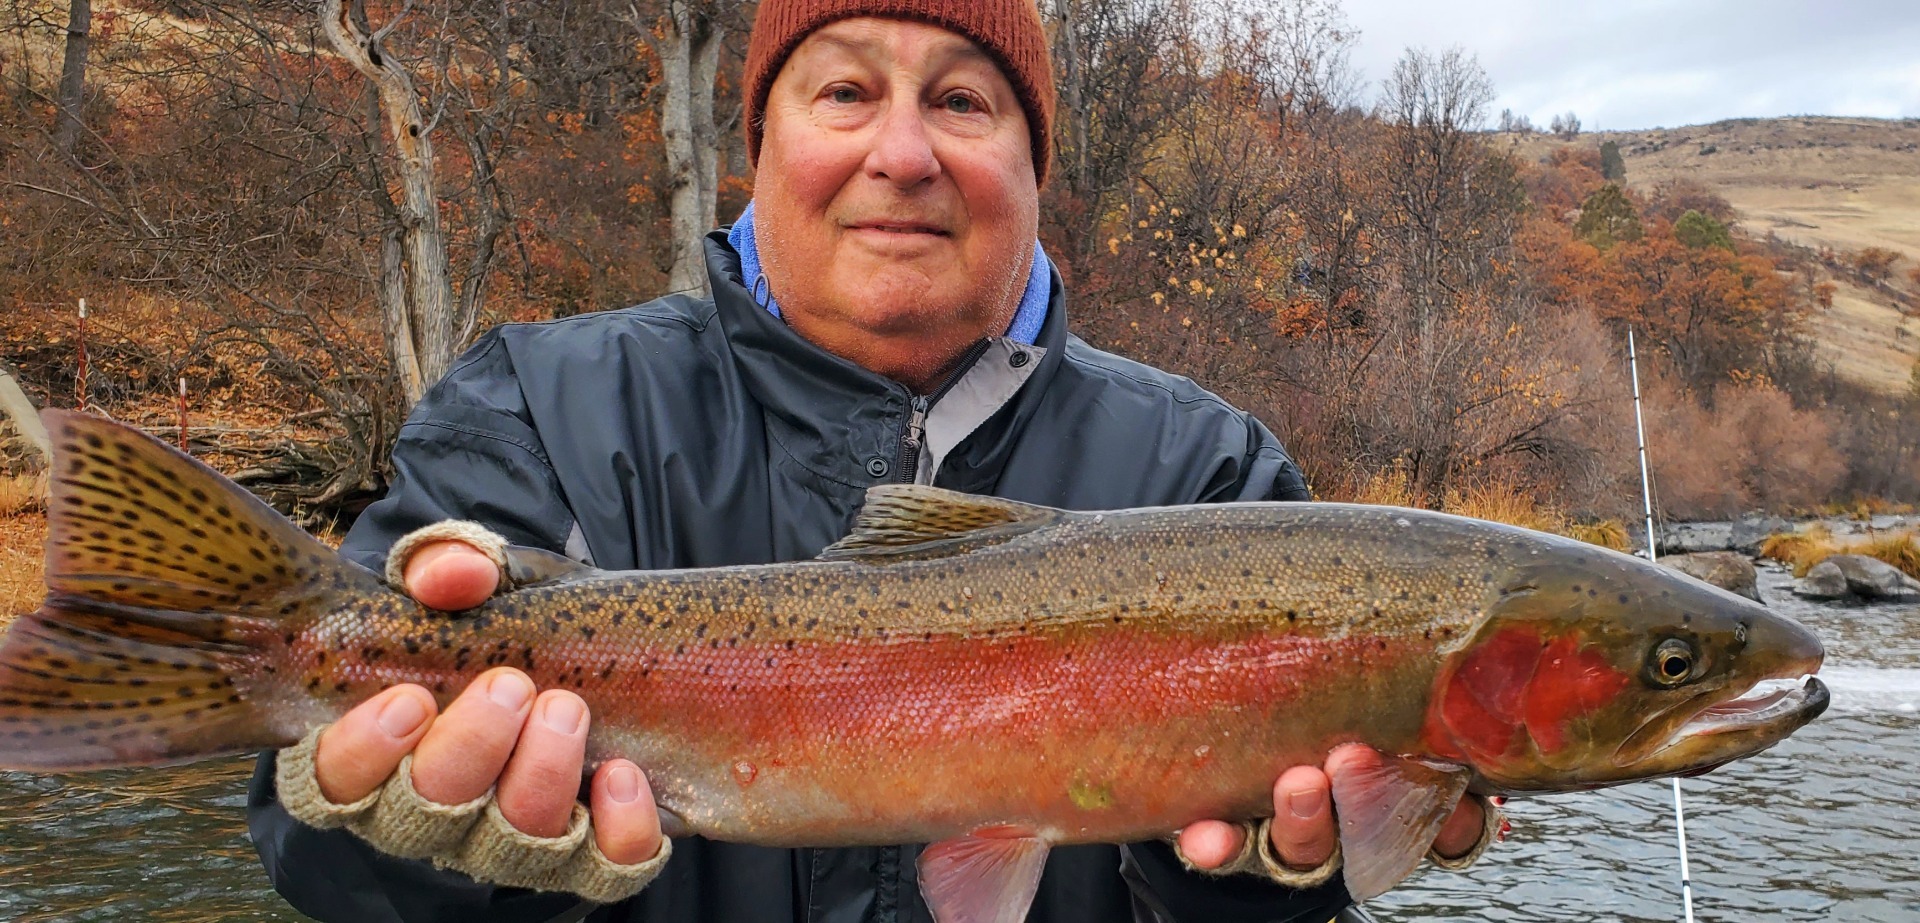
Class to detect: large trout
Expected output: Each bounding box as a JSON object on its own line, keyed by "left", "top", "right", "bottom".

{"left": 0, "top": 412, "right": 1826, "bottom": 916}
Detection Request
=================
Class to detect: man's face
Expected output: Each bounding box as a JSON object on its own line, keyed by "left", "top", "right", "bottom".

{"left": 755, "top": 17, "right": 1039, "bottom": 388}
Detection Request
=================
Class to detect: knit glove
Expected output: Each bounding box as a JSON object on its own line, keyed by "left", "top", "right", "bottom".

{"left": 1175, "top": 793, "right": 1502, "bottom": 888}
{"left": 275, "top": 727, "right": 671, "bottom": 903}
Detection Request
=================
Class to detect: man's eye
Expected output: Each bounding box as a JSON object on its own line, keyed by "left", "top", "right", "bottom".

{"left": 944, "top": 94, "right": 976, "bottom": 114}
{"left": 829, "top": 87, "right": 860, "bottom": 104}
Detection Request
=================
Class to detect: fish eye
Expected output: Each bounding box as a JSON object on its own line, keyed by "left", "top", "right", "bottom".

{"left": 1648, "top": 638, "right": 1695, "bottom": 685}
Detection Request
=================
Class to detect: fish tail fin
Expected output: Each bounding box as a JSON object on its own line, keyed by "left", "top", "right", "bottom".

{"left": 0, "top": 411, "right": 377, "bottom": 770}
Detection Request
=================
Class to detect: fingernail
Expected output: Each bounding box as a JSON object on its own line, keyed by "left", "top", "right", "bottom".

{"left": 542, "top": 693, "right": 587, "bottom": 734}
{"left": 1288, "top": 787, "right": 1328, "bottom": 819}
{"left": 608, "top": 764, "right": 640, "bottom": 804}
{"left": 376, "top": 693, "right": 429, "bottom": 738}
{"left": 487, "top": 672, "right": 532, "bottom": 710}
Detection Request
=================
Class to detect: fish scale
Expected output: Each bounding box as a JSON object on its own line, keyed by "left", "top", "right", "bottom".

{"left": 0, "top": 411, "right": 1829, "bottom": 918}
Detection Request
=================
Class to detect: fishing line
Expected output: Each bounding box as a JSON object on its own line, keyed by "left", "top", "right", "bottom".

{"left": 1628, "top": 327, "right": 1697, "bottom": 923}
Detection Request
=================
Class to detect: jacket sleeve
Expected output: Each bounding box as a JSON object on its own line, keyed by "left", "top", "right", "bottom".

{"left": 246, "top": 332, "right": 594, "bottom": 923}
{"left": 1117, "top": 410, "right": 1352, "bottom": 922}
{"left": 1195, "top": 412, "right": 1313, "bottom": 504}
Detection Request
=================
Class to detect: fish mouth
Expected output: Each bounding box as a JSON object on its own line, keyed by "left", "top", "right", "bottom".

{"left": 1623, "top": 674, "right": 1830, "bottom": 777}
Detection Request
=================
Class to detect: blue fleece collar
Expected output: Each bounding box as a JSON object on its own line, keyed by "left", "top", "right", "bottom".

{"left": 728, "top": 201, "right": 1050, "bottom": 346}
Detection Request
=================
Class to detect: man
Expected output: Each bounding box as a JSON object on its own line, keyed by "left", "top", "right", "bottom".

{"left": 249, "top": 1, "right": 1493, "bottom": 920}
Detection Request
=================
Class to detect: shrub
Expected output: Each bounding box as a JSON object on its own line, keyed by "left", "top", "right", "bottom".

{"left": 1569, "top": 519, "right": 1630, "bottom": 551}
{"left": 1758, "top": 525, "right": 1835, "bottom": 577}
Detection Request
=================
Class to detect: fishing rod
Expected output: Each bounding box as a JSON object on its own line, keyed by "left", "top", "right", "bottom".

{"left": 1628, "top": 327, "right": 1697, "bottom": 923}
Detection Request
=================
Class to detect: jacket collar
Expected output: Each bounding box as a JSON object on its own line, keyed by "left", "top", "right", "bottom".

{"left": 702, "top": 231, "right": 1069, "bottom": 491}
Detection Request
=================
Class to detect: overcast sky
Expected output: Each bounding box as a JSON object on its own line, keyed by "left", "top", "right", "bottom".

{"left": 1335, "top": 0, "right": 1920, "bottom": 130}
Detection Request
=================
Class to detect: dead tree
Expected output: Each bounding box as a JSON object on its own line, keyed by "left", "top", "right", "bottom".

{"left": 53, "top": 0, "right": 91, "bottom": 154}
{"left": 628, "top": 0, "right": 738, "bottom": 297}
{"left": 318, "top": 0, "right": 469, "bottom": 406}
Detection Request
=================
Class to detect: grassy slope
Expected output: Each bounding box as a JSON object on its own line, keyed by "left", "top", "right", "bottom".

{"left": 1512, "top": 117, "right": 1920, "bottom": 394}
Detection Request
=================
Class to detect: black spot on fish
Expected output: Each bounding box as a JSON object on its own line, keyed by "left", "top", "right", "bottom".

{"left": 1619, "top": 594, "right": 1630, "bottom": 604}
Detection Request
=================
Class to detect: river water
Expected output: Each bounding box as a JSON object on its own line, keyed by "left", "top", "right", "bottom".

{"left": 0, "top": 566, "right": 1913, "bottom": 922}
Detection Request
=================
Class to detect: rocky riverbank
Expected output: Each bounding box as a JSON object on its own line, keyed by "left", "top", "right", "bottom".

{"left": 1633, "top": 514, "right": 1920, "bottom": 557}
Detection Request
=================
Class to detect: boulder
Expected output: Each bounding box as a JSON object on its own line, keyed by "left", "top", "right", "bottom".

{"left": 1660, "top": 552, "right": 1761, "bottom": 601}
{"left": 1794, "top": 561, "right": 1850, "bottom": 599}
{"left": 1647, "top": 521, "right": 1735, "bottom": 555}
{"left": 1794, "top": 554, "right": 1920, "bottom": 600}
{"left": 1730, "top": 515, "right": 1794, "bottom": 555}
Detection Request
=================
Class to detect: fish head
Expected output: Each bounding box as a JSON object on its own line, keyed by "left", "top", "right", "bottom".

{"left": 1427, "top": 547, "right": 1827, "bottom": 793}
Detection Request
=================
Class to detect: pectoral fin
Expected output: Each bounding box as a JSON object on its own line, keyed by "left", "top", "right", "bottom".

{"left": 1328, "top": 748, "right": 1472, "bottom": 901}
{"left": 916, "top": 831, "right": 1051, "bottom": 923}
{"left": 503, "top": 545, "right": 596, "bottom": 587}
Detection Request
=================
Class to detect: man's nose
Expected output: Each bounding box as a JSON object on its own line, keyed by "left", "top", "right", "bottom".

{"left": 862, "top": 96, "right": 940, "bottom": 188}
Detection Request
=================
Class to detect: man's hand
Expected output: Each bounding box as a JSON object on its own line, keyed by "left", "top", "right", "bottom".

{"left": 1176, "top": 743, "right": 1486, "bottom": 872}
{"left": 310, "top": 540, "right": 663, "bottom": 865}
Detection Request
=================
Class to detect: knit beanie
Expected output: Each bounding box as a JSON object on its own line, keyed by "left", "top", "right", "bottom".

{"left": 744, "top": 0, "right": 1055, "bottom": 186}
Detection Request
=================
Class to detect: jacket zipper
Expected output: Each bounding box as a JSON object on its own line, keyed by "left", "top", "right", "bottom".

{"left": 896, "top": 340, "right": 991, "bottom": 484}
{"left": 896, "top": 395, "right": 930, "bottom": 484}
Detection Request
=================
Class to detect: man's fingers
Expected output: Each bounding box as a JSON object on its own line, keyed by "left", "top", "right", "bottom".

{"left": 1431, "top": 793, "right": 1486, "bottom": 859}
{"left": 1268, "top": 765, "right": 1337, "bottom": 870}
{"left": 410, "top": 667, "right": 535, "bottom": 805}
{"left": 1175, "top": 819, "right": 1245, "bottom": 870}
{"left": 590, "top": 760, "right": 665, "bottom": 865}
{"left": 313, "top": 684, "right": 437, "bottom": 804}
{"left": 404, "top": 540, "right": 500, "bottom": 611}
{"left": 495, "top": 690, "right": 591, "bottom": 838}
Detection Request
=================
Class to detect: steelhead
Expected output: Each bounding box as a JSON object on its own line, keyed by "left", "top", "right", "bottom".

{"left": 1, "top": 412, "right": 1827, "bottom": 916}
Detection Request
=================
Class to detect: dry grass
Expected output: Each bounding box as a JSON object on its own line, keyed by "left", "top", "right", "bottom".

{"left": 0, "top": 472, "right": 48, "bottom": 516}
{"left": 1350, "top": 464, "right": 1421, "bottom": 508}
{"left": 1758, "top": 524, "right": 1837, "bottom": 576}
{"left": 1347, "top": 468, "right": 1627, "bottom": 549}
{"left": 0, "top": 512, "right": 47, "bottom": 629}
{"left": 1568, "top": 519, "right": 1631, "bottom": 552}
{"left": 1759, "top": 525, "right": 1920, "bottom": 579}
{"left": 1441, "top": 483, "right": 1569, "bottom": 535}
{"left": 1853, "top": 530, "right": 1920, "bottom": 578}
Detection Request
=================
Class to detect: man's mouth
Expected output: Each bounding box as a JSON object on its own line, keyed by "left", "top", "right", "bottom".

{"left": 849, "top": 222, "right": 949, "bottom": 236}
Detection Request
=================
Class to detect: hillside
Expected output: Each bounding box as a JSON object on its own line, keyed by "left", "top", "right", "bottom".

{"left": 1511, "top": 117, "right": 1920, "bottom": 394}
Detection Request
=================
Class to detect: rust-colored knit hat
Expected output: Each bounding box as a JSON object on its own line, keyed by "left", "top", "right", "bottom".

{"left": 744, "top": 0, "right": 1055, "bottom": 186}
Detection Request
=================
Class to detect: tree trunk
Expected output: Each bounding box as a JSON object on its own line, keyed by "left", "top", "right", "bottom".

{"left": 1052, "top": 0, "right": 1088, "bottom": 195}
{"left": 642, "top": 2, "right": 724, "bottom": 297}
{"left": 53, "top": 0, "right": 91, "bottom": 155}
{"left": 319, "top": 0, "right": 463, "bottom": 407}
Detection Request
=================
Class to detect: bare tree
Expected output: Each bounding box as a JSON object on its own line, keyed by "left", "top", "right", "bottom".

{"left": 51, "top": 0, "right": 93, "bottom": 155}
{"left": 318, "top": 0, "right": 469, "bottom": 405}
{"left": 1377, "top": 46, "right": 1516, "bottom": 329}
{"left": 628, "top": 0, "right": 742, "bottom": 297}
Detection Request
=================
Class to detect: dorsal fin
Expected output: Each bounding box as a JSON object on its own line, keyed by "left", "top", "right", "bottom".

{"left": 819, "top": 485, "right": 1066, "bottom": 562}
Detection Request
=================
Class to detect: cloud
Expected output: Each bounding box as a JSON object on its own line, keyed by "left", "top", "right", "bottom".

{"left": 1336, "top": 0, "right": 1920, "bottom": 129}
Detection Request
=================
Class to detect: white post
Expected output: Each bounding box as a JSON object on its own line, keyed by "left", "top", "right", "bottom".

{"left": 1628, "top": 328, "right": 1696, "bottom": 923}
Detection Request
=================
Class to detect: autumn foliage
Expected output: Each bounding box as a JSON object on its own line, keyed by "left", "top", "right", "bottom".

{"left": 0, "top": 0, "right": 1910, "bottom": 529}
